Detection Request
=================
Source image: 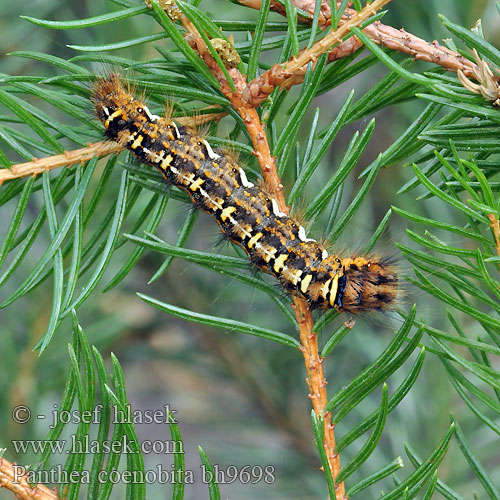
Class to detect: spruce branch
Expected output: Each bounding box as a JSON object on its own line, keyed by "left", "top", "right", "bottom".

{"left": 3, "top": 1, "right": 495, "bottom": 497}
{"left": 0, "top": 457, "right": 60, "bottom": 500}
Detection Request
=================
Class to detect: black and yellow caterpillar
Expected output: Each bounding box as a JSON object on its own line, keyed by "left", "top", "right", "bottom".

{"left": 93, "top": 75, "right": 398, "bottom": 313}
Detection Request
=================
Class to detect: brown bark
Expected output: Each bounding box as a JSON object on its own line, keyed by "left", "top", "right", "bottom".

{"left": 238, "top": 0, "right": 481, "bottom": 106}
{"left": 0, "top": 458, "right": 60, "bottom": 500}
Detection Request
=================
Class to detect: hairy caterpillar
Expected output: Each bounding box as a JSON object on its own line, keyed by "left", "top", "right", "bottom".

{"left": 93, "top": 75, "right": 398, "bottom": 313}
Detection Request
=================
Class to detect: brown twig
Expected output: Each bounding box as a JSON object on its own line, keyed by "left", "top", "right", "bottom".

{"left": 0, "top": 113, "right": 225, "bottom": 183}
{"left": 0, "top": 142, "right": 122, "bottom": 183}
{"left": 488, "top": 213, "right": 500, "bottom": 275}
{"left": 0, "top": 457, "right": 60, "bottom": 500}
{"left": 239, "top": 0, "right": 483, "bottom": 106}
{"left": 362, "top": 22, "right": 477, "bottom": 76}
{"left": 294, "top": 299, "right": 344, "bottom": 499}
{"left": 243, "top": 0, "right": 393, "bottom": 106}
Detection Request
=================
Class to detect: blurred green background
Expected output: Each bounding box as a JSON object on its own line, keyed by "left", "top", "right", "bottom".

{"left": 1, "top": 1, "right": 499, "bottom": 498}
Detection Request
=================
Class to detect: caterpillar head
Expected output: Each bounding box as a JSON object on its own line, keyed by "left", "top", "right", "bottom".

{"left": 340, "top": 257, "right": 399, "bottom": 314}
{"left": 92, "top": 74, "right": 150, "bottom": 138}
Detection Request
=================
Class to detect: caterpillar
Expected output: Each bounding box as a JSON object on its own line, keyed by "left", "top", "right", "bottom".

{"left": 92, "top": 75, "right": 398, "bottom": 314}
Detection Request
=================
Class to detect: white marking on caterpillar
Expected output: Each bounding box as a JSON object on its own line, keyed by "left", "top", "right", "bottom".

{"left": 143, "top": 147, "right": 164, "bottom": 163}
{"left": 239, "top": 168, "right": 254, "bottom": 188}
{"left": 202, "top": 139, "right": 221, "bottom": 160}
{"left": 271, "top": 199, "right": 287, "bottom": 218}
{"left": 154, "top": 150, "right": 166, "bottom": 163}
{"left": 199, "top": 188, "right": 223, "bottom": 210}
{"left": 259, "top": 245, "right": 277, "bottom": 262}
{"left": 172, "top": 121, "right": 181, "bottom": 139}
{"left": 183, "top": 172, "right": 195, "bottom": 183}
{"left": 235, "top": 222, "right": 252, "bottom": 239}
{"left": 102, "top": 106, "right": 110, "bottom": 117}
{"left": 322, "top": 249, "right": 329, "bottom": 260}
{"left": 298, "top": 225, "right": 317, "bottom": 244}
{"left": 255, "top": 241, "right": 276, "bottom": 262}
{"left": 143, "top": 105, "right": 161, "bottom": 122}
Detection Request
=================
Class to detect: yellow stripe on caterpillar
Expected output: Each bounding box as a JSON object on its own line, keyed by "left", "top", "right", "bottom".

{"left": 248, "top": 232, "right": 263, "bottom": 248}
{"left": 220, "top": 206, "right": 236, "bottom": 222}
{"left": 131, "top": 135, "right": 144, "bottom": 149}
{"left": 160, "top": 154, "right": 174, "bottom": 170}
{"left": 104, "top": 109, "right": 124, "bottom": 129}
{"left": 300, "top": 274, "right": 313, "bottom": 293}
{"left": 273, "top": 253, "right": 288, "bottom": 273}
{"left": 189, "top": 177, "right": 205, "bottom": 191}
{"left": 329, "top": 275, "right": 339, "bottom": 307}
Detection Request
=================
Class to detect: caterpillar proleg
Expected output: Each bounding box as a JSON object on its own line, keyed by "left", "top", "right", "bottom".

{"left": 93, "top": 75, "right": 398, "bottom": 314}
